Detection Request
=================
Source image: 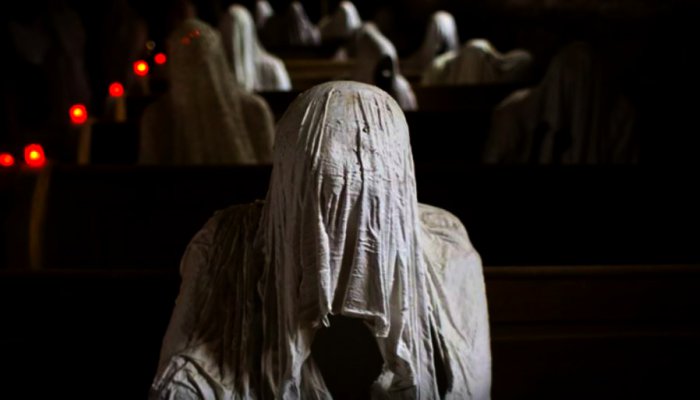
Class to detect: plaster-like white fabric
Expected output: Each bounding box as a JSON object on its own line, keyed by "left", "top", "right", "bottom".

{"left": 483, "top": 42, "right": 638, "bottom": 163}
{"left": 319, "top": 1, "right": 362, "bottom": 43}
{"left": 404, "top": 11, "right": 460, "bottom": 76}
{"left": 151, "top": 82, "right": 491, "bottom": 399}
{"left": 219, "top": 4, "right": 291, "bottom": 92}
{"left": 139, "top": 19, "right": 275, "bottom": 164}
{"left": 422, "top": 39, "right": 533, "bottom": 86}
{"left": 353, "top": 23, "right": 417, "bottom": 111}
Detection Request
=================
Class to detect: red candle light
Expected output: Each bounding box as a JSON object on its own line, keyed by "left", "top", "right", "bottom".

{"left": 0, "top": 153, "right": 15, "bottom": 167}
{"left": 154, "top": 53, "right": 167, "bottom": 65}
{"left": 69, "top": 104, "right": 88, "bottom": 125}
{"left": 133, "top": 60, "right": 149, "bottom": 77}
{"left": 24, "top": 144, "right": 46, "bottom": 168}
{"left": 109, "top": 82, "right": 125, "bottom": 97}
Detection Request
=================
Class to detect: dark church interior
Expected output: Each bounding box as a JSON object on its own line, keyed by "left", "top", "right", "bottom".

{"left": 1, "top": 0, "right": 699, "bottom": 398}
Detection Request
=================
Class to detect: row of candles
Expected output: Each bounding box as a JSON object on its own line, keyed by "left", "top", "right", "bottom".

{"left": 0, "top": 51, "right": 168, "bottom": 169}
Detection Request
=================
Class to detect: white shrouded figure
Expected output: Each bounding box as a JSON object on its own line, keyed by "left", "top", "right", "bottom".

{"left": 150, "top": 81, "right": 491, "bottom": 399}
{"left": 219, "top": 4, "right": 292, "bottom": 92}
{"left": 484, "top": 42, "right": 638, "bottom": 164}
{"left": 353, "top": 23, "right": 418, "bottom": 111}
{"left": 404, "top": 11, "right": 460, "bottom": 76}
{"left": 319, "top": 1, "right": 362, "bottom": 43}
{"left": 422, "top": 39, "right": 533, "bottom": 86}
{"left": 139, "top": 19, "right": 275, "bottom": 164}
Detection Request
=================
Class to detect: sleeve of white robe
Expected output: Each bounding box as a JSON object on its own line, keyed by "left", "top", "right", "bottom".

{"left": 151, "top": 217, "right": 219, "bottom": 399}
{"left": 419, "top": 204, "right": 492, "bottom": 400}
{"left": 241, "top": 93, "right": 276, "bottom": 163}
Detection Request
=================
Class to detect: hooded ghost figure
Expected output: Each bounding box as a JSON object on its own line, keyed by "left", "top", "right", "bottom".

{"left": 260, "top": 1, "right": 321, "bottom": 48}
{"left": 483, "top": 42, "right": 638, "bottom": 164}
{"left": 422, "top": 39, "right": 533, "bottom": 86}
{"left": 219, "top": 4, "right": 292, "bottom": 92}
{"left": 150, "top": 81, "right": 491, "bottom": 399}
{"left": 404, "top": 11, "right": 460, "bottom": 76}
{"left": 318, "top": 1, "right": 362, "bottom": 43}
{"left": 353, "top": 23, "right": 417, "bottom": 111}
{"left": 139, "top": 19, "right": 275, "bottom": 164}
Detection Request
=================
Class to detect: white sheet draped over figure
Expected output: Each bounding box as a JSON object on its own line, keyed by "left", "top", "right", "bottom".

{"left": 219, "top": 4, "right": 291, "bottom": 92}
{"left": 483, "top": 42, "right": 638, "bottom": 164}
{"left": 151, "top": 82, "right": 491, "bottom": 399}
{"left": 318, "top": 1, "right": 362, "bottom": 43}
{"left": 353, "top": 23, "right": 418, "bottom": 111}
{"left": 139, "top": 19, "right": 275, "bottom": 164}
{"left": 404, "top": 11, "right": 460, "bottom": 76}
{"left": 422, "top": 39, "right": 533, "bottom": 86}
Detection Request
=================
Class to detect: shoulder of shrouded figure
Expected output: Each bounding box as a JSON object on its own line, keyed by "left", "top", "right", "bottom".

{"left": 418, "top": 203, "right": 479, "bottom": 258}
{"left": 180, "top": 202, "right": 264, "bottom": 276}
{"left": 240, "top": 91, "right": 275, "bottom": 123}
{"left": 207, "top": 201, "right": 265, "bottom": 240}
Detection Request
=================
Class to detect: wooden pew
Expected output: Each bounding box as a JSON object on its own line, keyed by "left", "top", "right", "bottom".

{"left": 75, "top": 109, "right": 494, "bottom": 165}
{"left": 0, "top": 264, "right": 697, "bottom": 399}
{"left": 412, "top": 83, "right": 525, "bottom": 112}
{"left": 282, "top": 59, "right": 356, "bottom": 90}
{"left": 4, "top": 165, "right": 698, "bottom": 270}
{"left": 25, "top": 165, "right": 271, "bottom": 269}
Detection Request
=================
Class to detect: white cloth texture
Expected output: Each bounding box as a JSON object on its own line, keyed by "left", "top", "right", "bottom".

{"left": 352, "top": 23, "right": 417, "bottom": 111}
{"left": 483, "top": 42, "right": 638, "bottom": 164}
{"left": 139, "top": 19, "right": 275, "bottom": 165}
{"left": 151, "top": 81, "right": 491, "bottom": 399}
{"left": 422, "top": 39, "right": 533, "bottom": 86}
{"left": 219, "top": 4, "right": 292, "bottom": 92}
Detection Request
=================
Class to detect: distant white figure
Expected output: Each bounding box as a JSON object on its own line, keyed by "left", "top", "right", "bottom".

{"left": 260, "top": 1, "right": 321, "bottom": 48}
{"left": 319, "top": 1, "right": 362, "bottom": 43}
{"left": 139, "top": 19, "right": 275, "bottom": 164}
{"left": 404, "top": 11, "right": 460, "bottom": 75}
{"left": 254, "top": 0, "right": 274, "bottom": 29}
{"left": 150, "top": 81, "right": 491, "bottom": 399}
{"left": 353, "top": 23, "right": 417, "bottom": 111}
{"left": 219, "top": 4, "right": 292, "bottom": 92}
{"left": 422, "top": 39, "right": 533, "bottom": 85}
{"left": 484, "top": 42, "right": 638, "bottom": 164}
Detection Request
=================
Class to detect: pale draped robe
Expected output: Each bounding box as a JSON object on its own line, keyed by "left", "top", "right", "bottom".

{"left": 150, "top": 81, "right": 491, "bottom": 399}
{"left": 219, "top": 4, "right": 292, "bottom": 92}
{"left": 353, "top": 23, "right": 418, "bottom": 111}
{"left": 404, "top": 11, "right": 460, "bottom": 76}
{"left": 139, "top": 19, "right": 275, "bottom": 164}
{"left": 422, "top": 39, "right": 533, "bottom": 86}
{"left": 259, "top": 1, "right": 321, "bottom": 48}
{"left": 483, "top": 42, "right": 638, "bottom": 164}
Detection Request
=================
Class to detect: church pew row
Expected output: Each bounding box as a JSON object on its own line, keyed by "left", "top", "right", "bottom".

{"left": 0, "top": 264, "right": 697, "bottom": 399}
{"left": 83, "top": 110, "right": 491, "bottom": 165}
{"left": 125, "top": 84, "right": 520, "bottom": 128}
{"left": 2, "top": 165, "right": 698, "bottom": 270}
{"left": 94, "top": 113, "right": 489, "bottom": 164}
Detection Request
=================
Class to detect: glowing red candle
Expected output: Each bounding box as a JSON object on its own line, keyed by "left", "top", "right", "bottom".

{"left": 154, "top": 53, "right": 167, "bottom": 65}
{"left": 0, "top": 153, "right": 15, "bottom": 167}
{"left": 133, "top": 60, "right": 149, "bottom": 77}
{"left": 109, "top": 82, "right": 125, "bottom": 97}
{"left": 69, "top": 104, "right": 88, "bottom": 125}
{"left": 24, "top": 144, "right": 46, "bottom": 168}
